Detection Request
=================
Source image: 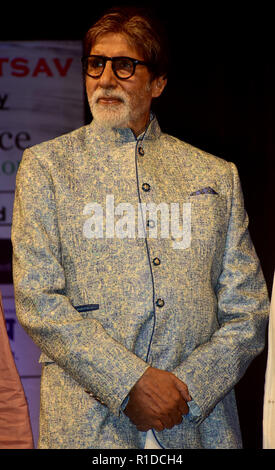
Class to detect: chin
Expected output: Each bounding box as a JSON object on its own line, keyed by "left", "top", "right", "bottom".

{"left": 91, "top": 105, "right": 131, "bottom": 129}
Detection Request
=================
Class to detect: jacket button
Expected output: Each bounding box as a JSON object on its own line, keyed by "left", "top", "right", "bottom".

{"left": 138, "top": 147, "right": 144, "bottom": 156}
{"left": 156, "top": 298, "right": 165, "bottom": 307}
{"left": 142, "top": 183, "right": 151, "bottom": 192}
{"left": 147, "top": 219, "right": 155, "bottom": 228}
{"left": 153, "top": 257, "right": 161, "bottom": 266}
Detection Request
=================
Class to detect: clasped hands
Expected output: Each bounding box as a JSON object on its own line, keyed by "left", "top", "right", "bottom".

{"left": 124, "top": 367, "right": 191, "bottom": 432}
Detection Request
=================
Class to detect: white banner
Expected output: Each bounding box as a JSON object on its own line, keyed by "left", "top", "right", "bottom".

{"left": 0, "top": 40, "right": 85, "bottom": 446}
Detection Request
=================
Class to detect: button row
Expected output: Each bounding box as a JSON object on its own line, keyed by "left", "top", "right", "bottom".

{"left": 138, "top": 147, "right": 164, "bottom": 310}
{"left": 138, "top": 145, "right": 149, "bottom": 192}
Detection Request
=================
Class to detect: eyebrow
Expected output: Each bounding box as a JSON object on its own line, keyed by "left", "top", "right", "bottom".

{"left": 91, "top": 48, "right": 133, "bottom": 55}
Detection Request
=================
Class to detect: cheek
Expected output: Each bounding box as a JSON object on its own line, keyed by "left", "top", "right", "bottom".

{"left": 125, "top": 77, "right": 151, "bottom": 98}
{"left": 85, "top": 78, "right": 96, "bottom": 98}
{"left": 130, "top": 85, "right": 152, "bottom": 109}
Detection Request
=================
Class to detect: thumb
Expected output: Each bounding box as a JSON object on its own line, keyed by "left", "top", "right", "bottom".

{"left": 172, "top": 375, "right": 192, "bottom": 401}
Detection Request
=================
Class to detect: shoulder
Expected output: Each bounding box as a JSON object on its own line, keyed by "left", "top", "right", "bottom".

{"left": 15, "top": 125, "right": 90, "bottom": 186}
{"left": 160, "top": 132, "right": 236, "bottom": 181}
{"left": 17, "top": 124, "right": 92, "bottom": 177}
{"left": 27, "top": 124, "right": 89, "bottom": 157}
{"left": 162, "top": 133, "right": 231, "bottom": 168}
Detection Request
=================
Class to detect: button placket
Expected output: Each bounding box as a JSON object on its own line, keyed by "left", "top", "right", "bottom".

{"left": 136, "top": 141, "right": 164, "bottom": 353}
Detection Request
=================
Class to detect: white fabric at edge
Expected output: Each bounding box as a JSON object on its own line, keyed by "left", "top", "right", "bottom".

{"left": 263, "top": 272, "right": 275, "bottom": 448}
{"left": 144, "top": 430, "right": 162, "bottom": 449}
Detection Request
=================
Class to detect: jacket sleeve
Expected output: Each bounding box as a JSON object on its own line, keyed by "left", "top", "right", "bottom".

{"left": 173, "top": 161, "right": 269, "bottom": 424}
{"left": 11, "top": 148, "right": 149, "bottom": 417}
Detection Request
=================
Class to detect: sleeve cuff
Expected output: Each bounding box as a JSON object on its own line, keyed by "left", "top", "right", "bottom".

{"left": 186, "top": 399, "right": 202, "bottom": 424}
{"left": 120, "top": 395, "right": 130, "bottom": 412}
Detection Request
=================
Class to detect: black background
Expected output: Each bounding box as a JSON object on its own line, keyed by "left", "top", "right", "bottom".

{"left": 1, "top": 1, "right": 274, "bottom": 448}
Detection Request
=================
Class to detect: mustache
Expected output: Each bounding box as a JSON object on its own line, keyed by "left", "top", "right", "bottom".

{"left": 91, "top": 88, "right": 127, "bottom": 105}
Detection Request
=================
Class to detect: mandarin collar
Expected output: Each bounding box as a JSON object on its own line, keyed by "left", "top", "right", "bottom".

{"left": 87, "top": 113, "right": 162, "bottom": 144}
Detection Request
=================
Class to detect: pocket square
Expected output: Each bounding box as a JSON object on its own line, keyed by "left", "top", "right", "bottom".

{"left": 74, "top": 304, "right": 99, "bottom": 312}
{"left": 190, "top": 186, "right": 218, "bottom": 196}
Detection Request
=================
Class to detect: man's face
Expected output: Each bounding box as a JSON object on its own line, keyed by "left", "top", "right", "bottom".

{"left": 85, "top": 32, "right": 166, "bottom": 136}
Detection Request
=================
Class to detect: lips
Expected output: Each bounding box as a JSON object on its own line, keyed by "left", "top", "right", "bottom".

{"left": 97, "top": 97, "right": 123, "bottom": 105}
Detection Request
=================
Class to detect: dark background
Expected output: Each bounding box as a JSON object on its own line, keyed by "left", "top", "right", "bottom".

{"left": 1, "top": 2, "right": 274, "bottom": 448}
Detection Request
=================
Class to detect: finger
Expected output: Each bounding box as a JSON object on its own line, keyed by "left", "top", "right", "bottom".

{"left": 153, "top": 420, "right": 165, "bottom": 432}
{"left": 176, "top": 399, "right": 189, "bottom": 418}
{"left": 137, "top": 424, "right": 151, "bottom": 432}
{"left": 178, "top": 399, "right": 189, "bottom": 415}
{"left": 157, "top": 408, "right": 184, "bottom": 430}
{"left": 159, "top": 408, "right": 183, "bottom": 429}
{"left": 173, "top": 377, "right": 192, "bottom": 401}
{"left": 174, "top": 413, "right": 183, "bottom": 425}
{"left": 161, "top": 414, "right": 175, "bottom": 429}
{"left": 168, "top": 410, "right": 184, "bottom": 427}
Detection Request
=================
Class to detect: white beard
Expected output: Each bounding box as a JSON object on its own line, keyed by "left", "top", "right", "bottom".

{"left": 87, "top": 80, "right": 153, "bottom": 131}
{"left": 87, "top": 88, "right": 132, "bottom": 129}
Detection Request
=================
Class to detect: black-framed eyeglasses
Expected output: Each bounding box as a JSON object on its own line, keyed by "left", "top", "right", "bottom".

{"left": 81, "top": 55, "right": 151, "bottom": 80}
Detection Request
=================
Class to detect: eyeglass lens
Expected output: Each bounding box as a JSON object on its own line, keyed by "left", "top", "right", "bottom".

{"left": 85, "top": 56, "right": 135, "bottom": 79}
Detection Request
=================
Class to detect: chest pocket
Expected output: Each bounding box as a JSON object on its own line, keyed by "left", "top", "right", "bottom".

{"left": 73, "top": 304, "right": 99, "bottom": 312}
{"left": 73, "top": 303, "right": 99, "bottom": 318}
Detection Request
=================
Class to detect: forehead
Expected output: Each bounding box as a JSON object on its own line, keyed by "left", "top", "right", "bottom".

{"left": 91, "top": 32, "right": 143, "bottom": 59}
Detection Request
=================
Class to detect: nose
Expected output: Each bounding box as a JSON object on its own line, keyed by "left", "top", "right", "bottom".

{"left": 98, "top": 60, "right": 117, "bottom": 88}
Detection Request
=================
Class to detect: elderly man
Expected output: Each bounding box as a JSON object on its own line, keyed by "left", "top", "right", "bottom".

{"left": 12, "top": 7, "right": 269, "bottom": 449}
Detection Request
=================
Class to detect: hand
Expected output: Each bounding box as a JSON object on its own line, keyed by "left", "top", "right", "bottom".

{"left": 124, "top": 367, "right": 191, "bottom": 432}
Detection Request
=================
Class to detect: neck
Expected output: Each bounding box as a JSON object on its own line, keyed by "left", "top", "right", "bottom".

{"left": 129, "top": 113, "right": 153, "bottom": 138}
{"left": 133, "top": 124, "right": 148, "bottom": 138}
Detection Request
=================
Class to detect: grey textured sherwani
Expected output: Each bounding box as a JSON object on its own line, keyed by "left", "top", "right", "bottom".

{"left": 12, "top": 116, "right": 269, "bottom": 449}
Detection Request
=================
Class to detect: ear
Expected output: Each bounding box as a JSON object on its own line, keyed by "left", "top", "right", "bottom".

{"left": 151, "top": 75, "right": 167, "bottom": 98}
